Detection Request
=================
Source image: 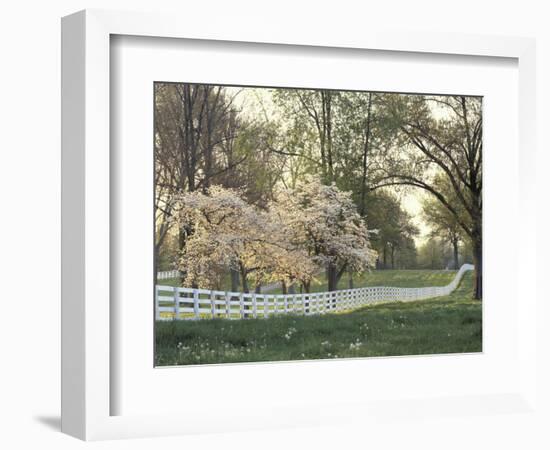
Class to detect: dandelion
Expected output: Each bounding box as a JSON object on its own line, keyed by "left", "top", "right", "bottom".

{"left": 349, "top": 338, "right": 363, "bottom": 350}
{"left": 283, "top": 327, "right": 297, "bottom": 340}
{"left": 177, "top": 342, "right": 190, "bottom": 351}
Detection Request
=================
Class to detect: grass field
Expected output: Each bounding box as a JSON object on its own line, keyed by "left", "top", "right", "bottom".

{"left": 155, "top": 270, "right": 481, "bottom": 366}
{"left": 157, "top": 269, "right": 458, "bottom": 293}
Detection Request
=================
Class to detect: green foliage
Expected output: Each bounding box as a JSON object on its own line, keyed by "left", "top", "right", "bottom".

{"left": 417, "top": 238, "right": 448, "bottom": 270}
{"left": 155, "top": 271, "right": 481, "bottom": 366}
{"left": 365, "top": 191, "right": 418, "bottom": 269}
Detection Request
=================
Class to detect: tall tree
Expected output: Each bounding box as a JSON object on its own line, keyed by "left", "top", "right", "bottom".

{"left": 155, "top": 84, "right": 255, "bottom": 281}
{"left": 377, "top": 94, "right": 483, "bottom": 298}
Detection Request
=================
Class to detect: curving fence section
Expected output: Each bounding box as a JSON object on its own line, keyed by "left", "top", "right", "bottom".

{"left": 155, "top": 264, "right": 474, "bottom": 321}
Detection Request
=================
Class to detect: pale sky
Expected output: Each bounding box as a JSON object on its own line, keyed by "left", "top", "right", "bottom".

{"left": 400, "top": 190, "right": 431, "bottom": 245}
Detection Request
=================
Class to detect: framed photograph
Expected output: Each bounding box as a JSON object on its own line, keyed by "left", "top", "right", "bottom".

{"left": 62, "top": 9, "right": 538, "bottom": 441}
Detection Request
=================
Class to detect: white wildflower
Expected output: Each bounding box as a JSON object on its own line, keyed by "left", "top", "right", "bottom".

{"left": 349, "top": 338, "right": 363, "bottom": 350}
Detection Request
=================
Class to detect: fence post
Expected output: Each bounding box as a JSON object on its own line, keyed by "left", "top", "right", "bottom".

{"left": 210, "top": 290, "right": 216, "bottom": 319}
{"left": 155, "top": 286, "right": 160, "bottom": 321}
{"left": 225, "top": 292, "right": 230, "bottom": 319}
{"left": 264, "top": 296, "right": 269, "bottom": 318}
{"left": 239, "top": 292, "right": 245, "bottom": 319}
{"left": 193, "top": 289, "right": 199, "bottom": 320}
{"left": 253, "top": 293, "right": 257, "bottom": 318}
{"left": 173, "top": 287, "right": 180, "bottom": 320}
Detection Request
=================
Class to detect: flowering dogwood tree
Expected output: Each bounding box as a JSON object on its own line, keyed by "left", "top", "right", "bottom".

{"left": 174, "top": 186, "right": 315, "bottom": 292}
{"left": 175, "top": 182, "right": 375, "bottom": 293}
{"left": 272, "top": 178, "right": 377, "bottom": 291}
{"left": 175, "top": 186, "right": 269, "bottom": 291}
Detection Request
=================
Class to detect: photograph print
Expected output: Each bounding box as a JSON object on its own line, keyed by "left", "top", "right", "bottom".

{"left": 154, "top": 83, "right": 482, "bottom": 366}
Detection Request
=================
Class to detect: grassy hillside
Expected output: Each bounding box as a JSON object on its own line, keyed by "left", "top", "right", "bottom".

{"left": 288, "top": 269, "right": 458, "bottom": 294}
{"left": 155, "top": 271, "right": 481, "bottom": 366}
{"left": 157, "top": 269, "right": 458, "bottom": 293}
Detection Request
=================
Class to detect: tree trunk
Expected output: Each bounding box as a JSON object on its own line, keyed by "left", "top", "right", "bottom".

{"left": 178, "top": 226, "right": 186, "bottom": 253}
{"left": 238, "top": 264, "right": 250, "bottom": 313}
{"left": 281, "top": 281, "right": 287, "bottom": 295}
{"left": 327, "top": 263, "right": 338, "bottom": 291}
{"left": 336, "top": 265, "right": 347, "bottom": 286}
{"left": 359, "top": 93, "right": 373, "bottom": 216}
{"left": 230, "top": 267, "right": 240, "bottom": 292}
{"left": 153, "top": 243, "right": 160, "bottom": 287}
{"left": 390, "top": 245, "right": 395, "bottom": 269}
{"left": 322, "top": 91, "right": 335, "bottom": 182}
{"left": 240, "top": 268, "right": 249, "bottom": 294}
{"left": 452, "top": 238, "right": 459, "bottom": 270}
{"left": 289, "top": 284, "right": 296, "bottom": 294}
{"left": 177, "top": 225, "right": 189, "bottom": 284}
{"left": 302, "top": 280, "right": 311, "bottom": 294}
{"left": 383, "top": 244, "right": 388, "bottom": 269}
{"left": 348, "top": 271, "right": 354, "bottom": 289}
{"left": 472, "top": 238, "right": 482, "bottom": 300}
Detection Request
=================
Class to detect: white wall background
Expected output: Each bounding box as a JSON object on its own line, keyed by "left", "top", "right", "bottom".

{"left": 0, "top": 1, "right": 548, "bottom": 449}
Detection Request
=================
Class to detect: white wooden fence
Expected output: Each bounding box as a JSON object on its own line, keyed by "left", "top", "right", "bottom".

{"left": 157, "top": 270, "right": 180, "bottom": 280}
{"left": 155, "top": 264, "right": 474, "bottom": 321}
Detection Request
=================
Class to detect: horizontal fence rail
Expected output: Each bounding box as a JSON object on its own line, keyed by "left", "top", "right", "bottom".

{"left": 155, "top": 264, "right": 474, "bottom": 321}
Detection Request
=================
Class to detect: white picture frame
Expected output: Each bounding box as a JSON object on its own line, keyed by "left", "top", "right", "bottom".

{"left": 61, "top": 9, "right": 538, "bottom": 441}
